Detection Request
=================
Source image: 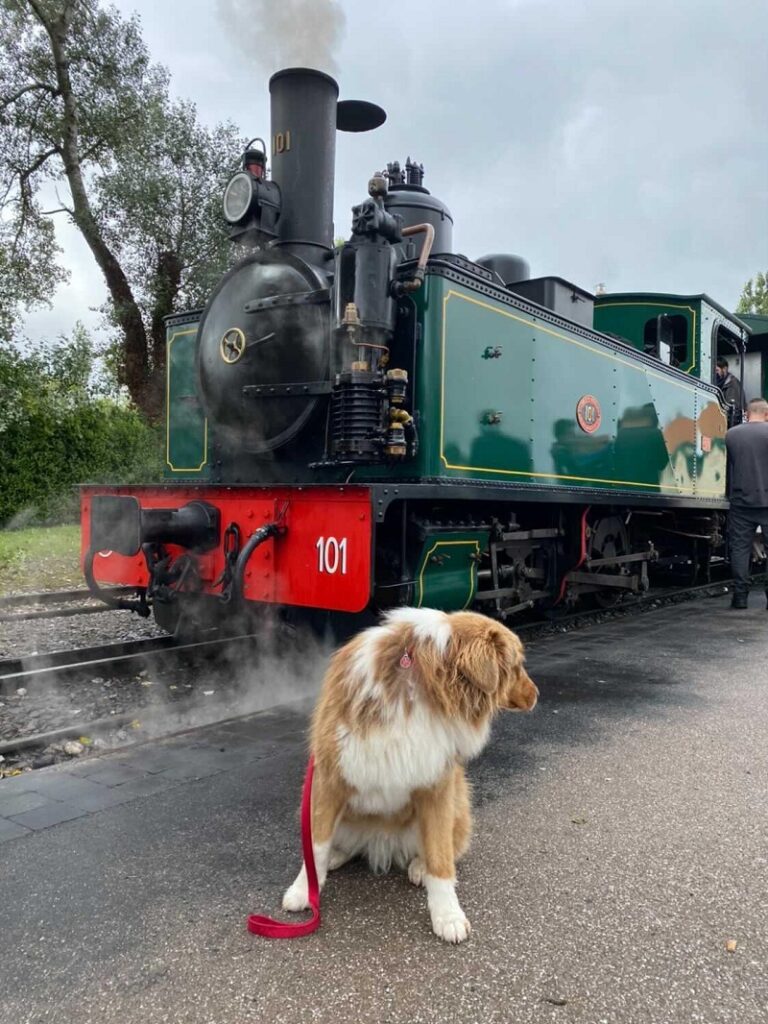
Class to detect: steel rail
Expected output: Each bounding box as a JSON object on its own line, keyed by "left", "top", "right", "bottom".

{"left": 0, "top": 606, "right": 129, "bottom": 624}
{"left": 0, "top": 587, "right": 138, "bottom": 624}
{"left": 514, "top": 576, "right": 743, "bottom": 639}
{"left": 0, "top": 632, "right": 260, "bottom": 694}
{"left": 0, "top": 713, "right": 138, "bottom": 757}
{"left": 0, "top": 587, "right": 134, "bottom": 610}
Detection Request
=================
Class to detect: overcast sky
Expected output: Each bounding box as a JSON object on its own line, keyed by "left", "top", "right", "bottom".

{"left": 25, "top": 0, "right": 768, "bottom": 343}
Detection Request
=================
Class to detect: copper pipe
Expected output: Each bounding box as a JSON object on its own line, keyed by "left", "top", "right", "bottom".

{"left": 400, "top": 223, "right": 435, "bottom": 291}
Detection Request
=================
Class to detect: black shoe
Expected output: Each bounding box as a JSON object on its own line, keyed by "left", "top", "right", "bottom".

{"left": 731, "top": 596, "right": 748, "bottom": 609}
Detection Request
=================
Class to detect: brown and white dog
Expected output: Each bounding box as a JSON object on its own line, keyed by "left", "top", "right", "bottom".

{"left": 282, "top": 607, "right": 538, "bottom": 943}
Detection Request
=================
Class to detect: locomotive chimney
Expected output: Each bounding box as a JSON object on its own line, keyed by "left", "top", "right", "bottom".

{"left": 269, "top": 67, "right": 339, "bottom": 263}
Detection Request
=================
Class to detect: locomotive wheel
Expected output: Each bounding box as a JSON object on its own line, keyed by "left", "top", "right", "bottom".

{"left": 513, "top": 544, "right": 553, "bottom": 613}
{"left": 587, "top": 516, "right": 631, "bottom": 608}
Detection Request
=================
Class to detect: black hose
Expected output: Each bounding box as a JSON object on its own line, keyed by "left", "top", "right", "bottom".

{"left": 83, "top": 548, "right": 150, "bottom": 617}
{"left": 231, "top": 522, "right": 284, "bottom": 604}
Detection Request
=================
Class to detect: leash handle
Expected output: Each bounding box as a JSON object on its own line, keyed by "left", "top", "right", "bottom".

{"left": 247, "top": 754, "right": 320, "bottom": 938}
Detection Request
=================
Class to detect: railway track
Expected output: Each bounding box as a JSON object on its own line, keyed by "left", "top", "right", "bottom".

{"left": 0, "top": 576, "right": 745, "bottom": 764}
{"left": 0, "top": 631, "right": 261, "bottom": 695}
{"left": 514, "top": 575, "right": 736, "bottom": 640}
{"left": 0, "top": 587, "right": 135, "bottom": 623}
{"left": 0, "top": 629, "right": 266, "bottom": 765}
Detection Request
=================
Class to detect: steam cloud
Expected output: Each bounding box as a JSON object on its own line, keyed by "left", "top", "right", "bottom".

{"left": 216, "top": 0, "right": 346, "bottom": 76}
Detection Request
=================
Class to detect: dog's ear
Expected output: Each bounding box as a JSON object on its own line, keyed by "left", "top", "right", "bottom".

{"left": 452, "top": 616, "right": 517, "bottom": 694}
{"left": 455, "top": 635, "right": 500, "bottom": 694}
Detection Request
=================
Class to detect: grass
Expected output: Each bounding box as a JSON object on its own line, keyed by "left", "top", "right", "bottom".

{"left": 0, "top": 523, "right": 82, "bottom": 595}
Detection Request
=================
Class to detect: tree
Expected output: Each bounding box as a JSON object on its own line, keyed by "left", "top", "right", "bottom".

{"left": 736, "top": 272, "right": 768, "bottom": 316}
{"left": 0, "top": 322, "right": 163, "bottom": 524}
{"left": 0, "top": 0, "right": 242, "bottom": 418}
{"left": 0, "top": 206, "right": 68, "bottom": 343}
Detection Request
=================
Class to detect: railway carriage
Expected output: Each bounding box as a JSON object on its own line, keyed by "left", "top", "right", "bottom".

{"left": 81, "top": 67, "right": 752, "bottom": 636}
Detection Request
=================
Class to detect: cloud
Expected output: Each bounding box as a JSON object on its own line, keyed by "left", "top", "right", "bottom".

{"left": 27, "top": 0, "right": 768, "bottom": 346}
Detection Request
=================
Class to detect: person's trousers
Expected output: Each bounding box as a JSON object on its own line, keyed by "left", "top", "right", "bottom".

{"left": 728, "top": 505, "right": 768, "bottom": 598}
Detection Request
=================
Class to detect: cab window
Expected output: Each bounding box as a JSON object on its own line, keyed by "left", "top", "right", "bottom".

{"left": 643, "top": 314, "right": 688, "bottom": 367}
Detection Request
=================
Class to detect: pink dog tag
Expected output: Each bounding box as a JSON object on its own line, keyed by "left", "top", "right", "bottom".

{"left": 399, "top": 650, "right": 412, "bottom": 669}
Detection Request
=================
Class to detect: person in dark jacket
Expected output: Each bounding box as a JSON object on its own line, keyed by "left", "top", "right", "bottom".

{"left": 716, "top": 357, "right": 746, "bottom": 425}
{"left": 725, "top": 397, "right": 768, "bottom": 608}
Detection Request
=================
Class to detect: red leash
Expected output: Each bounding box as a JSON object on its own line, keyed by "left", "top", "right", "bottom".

{"left": 247, "top": 754, "right": 320, "bottom": 938}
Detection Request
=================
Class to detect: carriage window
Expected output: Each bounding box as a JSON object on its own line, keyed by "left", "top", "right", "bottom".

{"left": 643, "top": 314, "right": 688, "bottom": 367}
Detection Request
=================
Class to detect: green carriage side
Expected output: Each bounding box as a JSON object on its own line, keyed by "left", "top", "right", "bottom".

{"left": 363, "top": 267, "right": 728, "bottom": 505}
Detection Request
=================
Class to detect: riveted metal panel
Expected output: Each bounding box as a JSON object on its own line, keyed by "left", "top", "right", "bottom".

{"left": 165, "top": 316, "right": 209, "bottom": 478}
{"left": 414, "top": 530, "right": 488, "bottom": 611}
{"left": 418, "top": 276, "right": 726, "bottom": 501}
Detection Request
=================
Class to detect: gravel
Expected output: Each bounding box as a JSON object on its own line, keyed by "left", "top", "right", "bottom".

{"left": 0, "top": 604, "right": 165, "bottom": 659}
{"left": 0, "top": 605, "right": 170, "bottom": 774}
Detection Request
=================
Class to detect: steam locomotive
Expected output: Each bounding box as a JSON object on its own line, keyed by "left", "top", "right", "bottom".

{"left": 81, "top": 67, "right": 754, "bottom": 636}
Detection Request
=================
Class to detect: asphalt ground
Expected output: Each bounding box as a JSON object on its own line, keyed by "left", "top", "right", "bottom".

{"left": 0, "top": 595, "right": 766, "bottom": 1024}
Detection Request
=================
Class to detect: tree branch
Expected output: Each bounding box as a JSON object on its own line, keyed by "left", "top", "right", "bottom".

{"left": 18, "top": 145, "right": 59, "bottom": 179}
{"left": 25, "top": 0, "right": 52, "bottom": 32}
{"left": 13, "top": 146, "right": 60, "bottom": 212}
{"left": 79, "top": 137, "right": 110, "bottom": 163}
{"left": 0, "top": 81, "right": 60, "bottom": 113}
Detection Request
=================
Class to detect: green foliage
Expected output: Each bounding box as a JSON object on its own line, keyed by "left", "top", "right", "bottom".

{"left": 93, "top": 99, "right": 242, "bottom": 313}
{"left": 0, "top": 327, "right": 162, "bottom": 526}
{"left": 736, "top": 272, "right": 768, "bottom": 316}
{"left": 0, "top": 212, "right": 68, "bottom": 344}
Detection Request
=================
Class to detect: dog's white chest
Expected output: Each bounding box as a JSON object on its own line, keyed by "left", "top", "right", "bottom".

{"left": 337, "top": 703, "right": 488, "bottom": 815}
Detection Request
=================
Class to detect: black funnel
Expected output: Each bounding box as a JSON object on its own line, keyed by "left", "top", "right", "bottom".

{"left": 269, "top": 68, "right": 339, "bottom": 262}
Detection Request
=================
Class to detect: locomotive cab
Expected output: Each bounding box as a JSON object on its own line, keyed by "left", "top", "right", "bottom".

{"left": 593, "top": 292, "right": 750, "bottom": 385}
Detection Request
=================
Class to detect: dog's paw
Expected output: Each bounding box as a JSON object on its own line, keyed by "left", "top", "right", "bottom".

{"left": 431, "top": 912, "right": 471, "bottom": 944}
{"left": 282, "top": 883, "right": 310, "bottom": 912}
{"left": 407, "top": 856, "right": 427, "bottom": 887}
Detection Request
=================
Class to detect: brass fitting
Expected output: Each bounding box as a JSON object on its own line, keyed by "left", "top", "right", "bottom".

{"left": 368, "top": 172, "right": 388, "bottom": 198}
{"left": 386, "top": 367, "right": 408, "bottom": 405}
{"left": 389, "top": 408, "right": 413, "bottom": 425}
{"left": 342, "top": 302, "right": 361, "bottom": 327}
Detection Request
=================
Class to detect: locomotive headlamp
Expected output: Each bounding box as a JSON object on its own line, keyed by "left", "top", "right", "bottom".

{"left": 223, "top": 171, "right": 254, "bottom": 223}
{"left": 244, "top": 138, "right": 267, "bottom": 179}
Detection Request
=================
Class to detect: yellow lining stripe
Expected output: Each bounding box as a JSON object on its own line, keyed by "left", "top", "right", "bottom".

{"left": 417, "top": 539, "right": 481, "bottom": 610}
{"left": 438, "top": 289, "right": 724, "bottom": 497}
{"left": 166, "top": 328, "right": 209, "bottom": 473}
{"left": 595, "top": 300, "right": 697, "bottom": 373}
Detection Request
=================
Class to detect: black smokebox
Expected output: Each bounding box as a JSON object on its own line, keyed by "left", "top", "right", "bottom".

{"left": 269, "top": 67, "right": 339, "bottom": 263}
